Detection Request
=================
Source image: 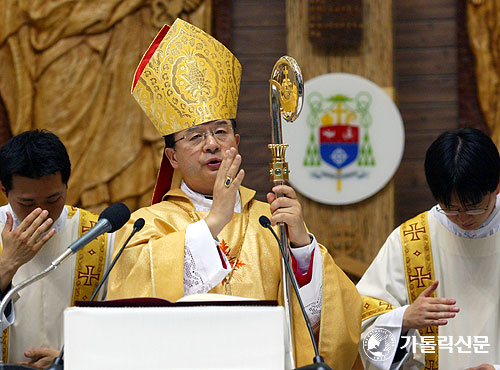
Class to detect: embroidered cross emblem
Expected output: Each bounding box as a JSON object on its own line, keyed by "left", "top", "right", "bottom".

{"left": 409, "top": 266, "right": 432, "bottom": 288}
{"left": 81, "top": 220, "right": 97, "bottom": 234}
{"left": 78, "top": 265, "right": 100, "bottom": 286}
{"left": 403, "top": 223, "right": 426, "bottom": 241}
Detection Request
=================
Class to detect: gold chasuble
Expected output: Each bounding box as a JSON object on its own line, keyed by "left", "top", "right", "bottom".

{"left": 361, "top": 212, "right": 437, "bottom": 369}
{"left": 108, "top": 186, "right": 362, "bottom": 369}
{"left": 1, "top": 206, "right": 108, "bottom": 362}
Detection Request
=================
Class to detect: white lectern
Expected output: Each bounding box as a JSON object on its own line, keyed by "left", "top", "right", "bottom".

{"left": 64, "top": 303, "right": 291, "bottom": 370}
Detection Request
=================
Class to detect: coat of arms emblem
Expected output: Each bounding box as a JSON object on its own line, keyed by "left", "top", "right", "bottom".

{"left": 304, "top": 92, "right": 375, "bottom": 191}
{"left": 282, "top": 73, "right": 404, "bottom": 205}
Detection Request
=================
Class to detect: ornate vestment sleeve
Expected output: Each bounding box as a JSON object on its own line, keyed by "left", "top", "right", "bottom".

{"left": 184, "top": 220, "right": 231, "bottom": 295}
{"left": 357, "top": 227, "right": 411, "bottom": 313}
{"left": 356, "top": 227, "right": 410, "bottom": 368}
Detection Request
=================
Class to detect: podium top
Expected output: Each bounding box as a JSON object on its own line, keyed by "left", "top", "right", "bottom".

{"left": 76, "top": 296, "right": 278, "bottom": 308}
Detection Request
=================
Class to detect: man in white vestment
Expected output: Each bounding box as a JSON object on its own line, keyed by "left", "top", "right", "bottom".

{"left": 0, "top": 130, "right": 114, "bottom": 368}
{"left": 357, "top": 128, "right": 500, "bottom": 370}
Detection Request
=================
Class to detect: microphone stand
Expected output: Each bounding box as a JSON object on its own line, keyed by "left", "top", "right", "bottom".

{"left": 0, "top": 248, "right": 78, "bottom": 368}
{"left": 0, "top": 261, "right": 61, "bottom": 362}
{"left": 259, "top": 216, "right": 333, "bottom": 370}
{"left": 44, "top": 218, "right": 145, "bottom": 370}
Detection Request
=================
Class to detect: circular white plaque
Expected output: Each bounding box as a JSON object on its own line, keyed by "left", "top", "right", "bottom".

{"left": 282, "top": 73, "right": 405, "bottom": 205}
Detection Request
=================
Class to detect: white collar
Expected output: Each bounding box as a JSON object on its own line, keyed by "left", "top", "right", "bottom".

{"left": 0, "top": 203, "right": 68, "bottom": 234}
{"left": 180, "top": 181, "right": 242, "bottom": 213}
{"left": 431, "top": 194, "right": 500, "bottom": 238}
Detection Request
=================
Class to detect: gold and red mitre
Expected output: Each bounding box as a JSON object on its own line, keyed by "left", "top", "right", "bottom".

{"left": 132, "top": 18, "right": 242, "bottom": 136}
{"left": 131, "top": 18, "right": 242, "bottom": 203}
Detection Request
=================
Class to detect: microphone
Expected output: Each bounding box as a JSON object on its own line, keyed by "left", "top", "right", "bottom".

{"left": 52, "top": 203, "right": 131, "bottom": 268}
{"left": 45, "top": 217, "right": 145, "bottom": 370}
{"left": 259, "top": 215, "right": 333, "bottom": 370}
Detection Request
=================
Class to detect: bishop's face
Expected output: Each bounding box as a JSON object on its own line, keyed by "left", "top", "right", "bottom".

{"left": 165, "top": 120, "right": 240, "bottom": 195}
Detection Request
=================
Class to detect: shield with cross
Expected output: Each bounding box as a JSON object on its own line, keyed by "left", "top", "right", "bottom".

{"left": 308, "top": 93, "right": 374, "bottom": 191}
{"left": 320, "top": 124, "right": 359, "bottom": 190}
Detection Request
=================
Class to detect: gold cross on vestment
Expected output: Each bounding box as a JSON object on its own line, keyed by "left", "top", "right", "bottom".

{"left": 78, "top": 265, "right": 100, "bottom": 286}
{"left": 409, "top": 266, "right": 432, "bottom": 288}
{"left": 403, "top": 222, "right": 426, "bottom": 241}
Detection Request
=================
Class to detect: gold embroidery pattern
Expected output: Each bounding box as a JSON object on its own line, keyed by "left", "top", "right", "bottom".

{"left": 71, "top": 209, "right": 108, "bottom": 304}
{"left": 132, "top": 18, "right": 241, "bottom": 136}
{"left": 1, "top": 327, "right": 7, "bottom": 364}
{"left": 218, "top": 239, "right": 246, "bottom": 286}
{"left": 361, "top": 296, "right": 395, "bottom": 321}
{"left": 401, "top": 212, "right": 438, "bottom": 369}
{"left": 66, "top": 205, "right": 77, "bottom": 219}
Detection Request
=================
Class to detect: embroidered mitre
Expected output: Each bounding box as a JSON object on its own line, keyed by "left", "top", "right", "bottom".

{"left": 131, "top": 18, "right": 242, "bottom": 136}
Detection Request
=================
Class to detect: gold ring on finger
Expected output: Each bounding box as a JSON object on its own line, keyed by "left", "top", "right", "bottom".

{"left": 224, "top": 175, "right": 232, "bottom": 188}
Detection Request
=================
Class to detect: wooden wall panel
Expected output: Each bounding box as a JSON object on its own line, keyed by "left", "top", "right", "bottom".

{"left": 232, "top": 29, "right": 286, "bottom": 55}
{"left": 233, "top": 1, "right": 285, "bottom": 26}
{"left": 232, "top": 0, "right": 287, "bottom": 201}
{"left": 400, "top": 103, "right": 458, "bottom": 131}
{"left": 395, "top": 0, "right": 456, "bottom": 20}
{"left": 402, "top": 132, "right": 447, "bottom": 160}
{"left": 397, "top": 76, "right": 457, "bottom": 104}
{"left": 394, "top": 0, "right": 458, "bottom": 225}
{"left": 395, "top": 48, "right": 456, "bottom": 76}
{"left": 285, "top": 0, "right": 395, "bottom": 276}
{"left": 395, "top": 20, "right": 456, "bottom": 48}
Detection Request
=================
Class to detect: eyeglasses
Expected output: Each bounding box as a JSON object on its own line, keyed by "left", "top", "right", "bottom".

{"left": 174, "top": 124, "right": 234, "bottom": 147}
{"left": 436, "top": 195, "right": 492, "bottom": 216}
